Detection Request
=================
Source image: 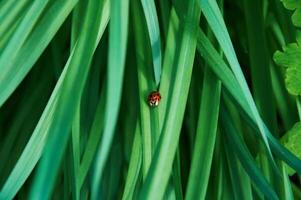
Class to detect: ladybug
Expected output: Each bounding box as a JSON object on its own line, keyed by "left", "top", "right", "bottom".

{"left": 147, "top": 91, "right": 161, "bottom": 107}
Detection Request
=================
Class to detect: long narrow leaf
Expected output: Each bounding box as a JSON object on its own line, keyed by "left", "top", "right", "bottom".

{"left": 140, "top": 0, "right": 162, "bottom": 86}
{"left": 91, "top": 0, "right": 130, "bottom": 198}
{"left": 185, "top": 67, "right": 221, "bottom": 200}
{"left": 199, "top": 0, "right": 276, "bottom": 167}
{"left": 139, "top": 1, "right": 201, "bottom": 198}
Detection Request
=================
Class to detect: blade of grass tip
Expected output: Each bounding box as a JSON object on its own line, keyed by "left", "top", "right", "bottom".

{"left": 132, "top": 0, "right": 159, "bottom": 179}
{"left": 122, "top": 121, "right": 142, "bottom": 200}
{"left": 29, "top": 0, "right": 109, "bottom": 198}
{"left": 91, "top": 0, "right": 130, "bottom": 198}
{"left": 140, "top": 0, "right": 162, "bottom": 87}
{"left": 0, "top": 0, "right": 49, "bottom": 80}
{"left": 0, "top": 0, "right": 79, "bottom": 107}
{"left": 196, "top": 28, "right": 301, "bottom": 174}
{"left": 0, "top": 0, "right": 30, "bottom": 40}
{"left": 221, "top": 106, "right": 279, "bottom": 200}
{"left": 199, "top": 0, "right": 276, "bottom": 168}
{"left": 185, "top": 67, "right": 221, "bottom": 200}
{"left": 139, "top": 0, "right": 201, "bottom": 199}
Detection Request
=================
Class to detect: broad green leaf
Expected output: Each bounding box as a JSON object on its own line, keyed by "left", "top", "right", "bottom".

{"left": 274, "top": 37, "right": 301, "bottom": 96}
{"left": 140, "top": 0, "right": 162, "bottom": 86}
{"left": 91, "top": 0, "right": 130, "bottom": 198}
{"left": 281, "top": 122, "right": 301, "bottom": 175}
{"left": 281, "top": 0, "right": 301, "bottom": 27}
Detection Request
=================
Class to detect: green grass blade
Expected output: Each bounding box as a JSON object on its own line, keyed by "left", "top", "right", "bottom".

{"left": 0, "top": 0, "right": 49, "bottom": 79}
{"left": 139, "top": 1, "right": 201, "bottom": 198}
{"left": 0, "top": 54, "right": 69, "bottom": 200}
{"left": 185, "top": 67, "right": 221, "bottom": 200}
{"left": 243, "top": 0, "right": 277, "bottom": 132}
{"left": 223, "top": 135, "right": 253, "bottom": 200}
{"left": 70, "top": 2, "right": 87, "bottom": 198}
{"left": 221, "top": 107, "right": 279, "bottom": 200}
{"left": 0, "top": 0, "right": 30, "bottom": 40}
{"left": 157, "top": 7, "right": 180, "bottom": 127}
{"left": 0, "top": 0, "right": 79, "bottom": 107}
{"left": 199, "top": 0, "right": 275, "bottom": 166}
{"left": 140, "top": 0, "right": 162, "bottom": 86}
{"left": 28, "top": 0, "right": 108, "bottom": 198}
{"left": 79, "top": 84, "right": 106, "bottom": 187}
{"left": 91, "top": 0, "right": 130, "bottom": 198}
{"left": 122, "top": 121, "right": 142, "bottom": 200}
{"left": 132, "top": 0, "right": 159, "bottom": 179}
{"left": 196, "top": 28, "right": 301, "bottom": 174}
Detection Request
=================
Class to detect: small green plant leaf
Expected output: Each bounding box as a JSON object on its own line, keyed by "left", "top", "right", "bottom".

{"left": 281, "top": 122, "right": 301, "bottom": 175}
{"left": 274, "top": 37, "right": 301, "bottom": 95}
{"left": 281, "top": 0, "right": 301, "bottom": 27}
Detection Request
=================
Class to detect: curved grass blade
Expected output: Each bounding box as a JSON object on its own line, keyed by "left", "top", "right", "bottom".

{"left": 199, "top": 0, "right": 276, "bottom": 169}
{"left": 139, "top": 1, "right": 201, "bottom": 198}
{"left": 0, "top": 2, "right": 109, "bottom": 200}
{"left": 223, "top": 135, "right": 253, "bottom": 200}
{"left": 79, "top": 84, "right": 106, "bottom": 187}
{"left": 140, "top": 0, "right": 162, "bottom": 86}
{"left": 0, "top": 51, "right": 71, "bottom": 200}
{"left": 196, "top": 28, "right": 301, "bottom": 175}
{"left": 185, "top": 67, "right": 221, "bottom": 200}
{"left": 29, "top": 0, "right": 109, "bottom": 198}
{"left": 0, "top": 0, "right": 50, "bottom": 81}
{"left": 0, "top": 0, "right": 79, "bottom": 107}
{"left": 69, "top": 2, "right": 89, "bottom": 198}
{"left": 221, "top": 107, "right": 279, "bottom": 200}
{"left": 91, "top": 0, "right": 130, "bottom": 198}
{"left": 157, "top": 7, "right": 180, "bottom": 129}
{"left": 0, "top": 0, "right": 30, "bottom": 40}
{"left": 132, "top": 0, "right": 159, "bottom": 179}
{"left": 122, "top": 121, "right": 142, "bottom": 200}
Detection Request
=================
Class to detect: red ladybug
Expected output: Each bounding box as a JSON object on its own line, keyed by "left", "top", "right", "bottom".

{"left": 148, "top": 91, "right": 161, "bottom": 107}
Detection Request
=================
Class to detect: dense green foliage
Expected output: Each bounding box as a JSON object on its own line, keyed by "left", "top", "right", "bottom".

{"left": 1, "top": 0, "right": 301, "bottom": 199}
